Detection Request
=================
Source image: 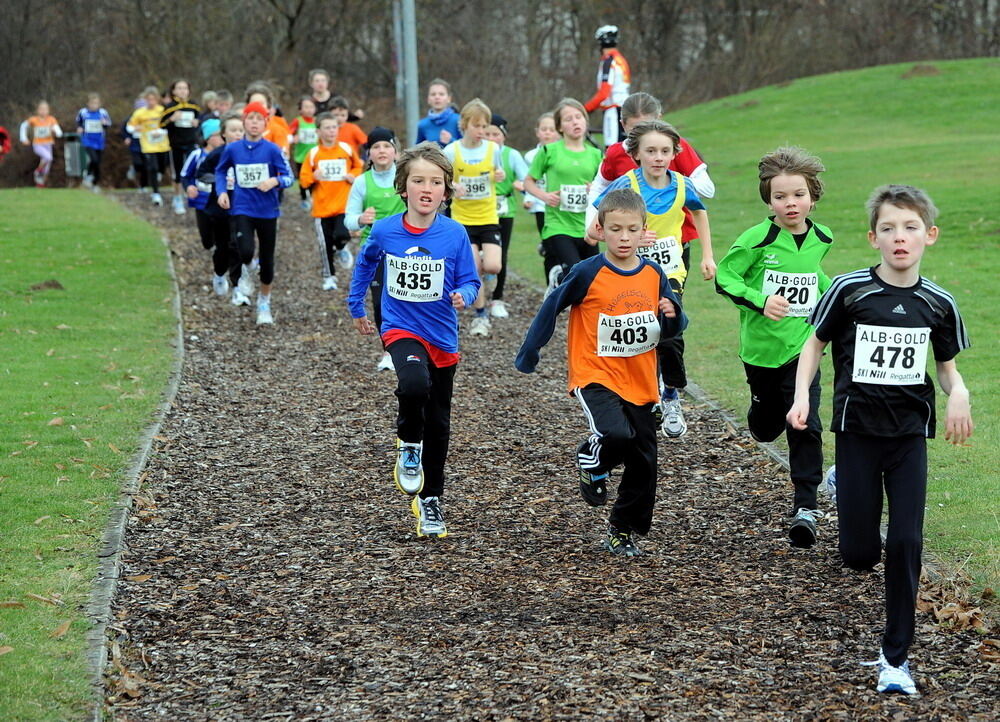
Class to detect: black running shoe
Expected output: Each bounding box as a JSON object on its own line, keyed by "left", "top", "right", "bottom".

{"left": 579, "top": 469, "right": 609, "bottom": 506}
{"left": 788, "top": 507, "right": 823, "bottom": 548}
{"left": 603, "top": 526, "right": 640, "bottom": 557}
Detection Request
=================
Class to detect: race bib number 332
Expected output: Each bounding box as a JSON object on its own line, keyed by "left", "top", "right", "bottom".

{"left": 597, "top": 311, "right": 660, "bottom": 357}
{"left": 852, "top": 324, "right": 930, "bottom": 385}
{"left": 386, "top": 254, "right": 445, "bottom": 302}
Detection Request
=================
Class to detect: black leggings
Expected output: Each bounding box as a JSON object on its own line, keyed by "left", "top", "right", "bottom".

{"left": 230, "top": 215, "right": 277, "bottom": 285}
{"left": 544, "top": 233, "right": 599, "bottom": 279}
{"left": 143, "top": 152, "right": 168, "bottom": 193}
{"left": 493, "top": 216, "right": 515, "bottom": 301}
{"left": 129, "top": 150, "right": 148, "bottom": 188}
{"left": 657, "top": 245, "right": 691, "bottom": 389}
{"left": 836, "top": 433, "right": 926, "bottom": 668}
{"left": 387, "top": 338, "right": 457, "bottom": 499}
{"left": 195, "top": 210, "right": 232, "bottom": 277}
{"left": 370, "top": 258, "right": 386, "bottom": 333}
{"left": 576, "top": 383, "right": 658, "bottom": 535}
{"left": 315, "top": 215, "right": 350, "bottom": 277}
{"left": 171, "top": 144, "right": 197, "bottom": 181}
{"left": 84, "top": 147, "right": 102, "bottom": 183}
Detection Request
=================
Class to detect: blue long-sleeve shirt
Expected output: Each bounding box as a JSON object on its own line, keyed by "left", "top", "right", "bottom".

{"left": 214, "top": 137, "right": 292, "bottom": 219}
{"left": 180, "top": 148, "right": 210, "bottom": 210}
{"left": 76, "top": 108, "right": 112, "bottom": 150}
{"left": 416, "top": 108, "right": 462, "bottom": 147}
{"left": 347, "top": 213, "right": 481, "bottom": 354}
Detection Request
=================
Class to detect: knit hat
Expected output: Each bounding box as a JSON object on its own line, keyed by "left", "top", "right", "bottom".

{"left": 364, "top": 126, "right": 396, "bottom": 149}
{"left": 490, "top": 113, "right": 508, "bottom": 136}
{"left": 201, "top": 118, "right": 221, "bottom": 140}
{"left": 242, "top": 101, "right": 269, "bottom": 118}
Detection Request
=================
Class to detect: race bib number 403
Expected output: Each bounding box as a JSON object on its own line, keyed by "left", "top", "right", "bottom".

{"left": 852, "top": 324, "right": 930, "bottom": 385}
{"left": 638, "top": 235, "right": 682, "bottom": 274}
{"left": 559, "top": 184, "right": 588, "bottom": 213}
{"left": 236, "top": 163, "right": 269, "bottom": 188}
{"left": 318, "top": 158, "right": 347, "bottom": 181}
{"left": 761, "top": 269, "right": 818, "bottom": 317}
{"left": 597, "top": 311, "right": 660, "bottom": 357}
{"left": 386, "top": 254, "right": 445, "bottom": 302}
{"left": 460, "top": 173, "right": 490, "bottom": 200}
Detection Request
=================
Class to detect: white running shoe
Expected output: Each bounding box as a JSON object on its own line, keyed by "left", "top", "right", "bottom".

{"left": 230, "top": 289, "right": 251, "bottom": 306}
{"left": 82, "top": 175, "right": 93, "bottom": 188}
{"left": 151, "top": 192, "right": 163, "bottom": 206}
{"left": 126, "top": 166, "right": 136, "bottom": 182}
{"left": 469, "top": 315, "right": 491, "bottom": 337}
{"left": 322, "top": 275, "right": 338, "bottom": 291}
{"left": 238, "top": 266, "right": 254, "bottom": 297}
{"left": 212, "top": 274, "right": 230, "bottom": 297}
{"left": 394, "top": 439, "right": 424, "bottom": 495}
{"left": 490, "top": 300, "right": 509, "bottom": 319}
{"left": 544, "top": 265, "right": 563, "bottom": 299}
{"left": 863, "top": 650, "right": 917, "bottom": 695}
{"left": 377, "top": 352, "right": 394, "bottom": 371}
{"left": 661, "top": 397, "right": 688, "bottom": 438}
{"left": 411, "top": 495, "right": 447, "bottom": 538}
{"left": 256, "top": 299, "right": 274, "bottom": 325}
{"left": 822, "top": 465, "right": 838, "bottom": 506}
{"left": 172, "top": 195, "right": 186, "bottom": 215}
{"left": 336, "top": 247, "right": 354, "bottom": 269}
{"left": 138, "top": 186, "right": 150, "bottom": 195}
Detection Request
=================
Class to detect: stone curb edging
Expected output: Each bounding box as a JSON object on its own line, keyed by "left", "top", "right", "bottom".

{"left": 85, "top": 229, "right": 184, "bottom": 722}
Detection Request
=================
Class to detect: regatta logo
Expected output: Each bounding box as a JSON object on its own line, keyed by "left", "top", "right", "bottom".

{"left": 763, "top": 253, "right": 780, "bottom": 265}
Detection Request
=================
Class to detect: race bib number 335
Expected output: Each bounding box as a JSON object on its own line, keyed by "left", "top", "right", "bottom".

{"left": 638, "top": 235, "right": 682, "bottom": 274}
{"left": 386, "top": 254, "right": 445, "bottom": 302}
{"left": 597, "top": 311, "right": 660, "bottom": 357}
{"left": 852, "top": 324, "right": 930, "bottom": 385}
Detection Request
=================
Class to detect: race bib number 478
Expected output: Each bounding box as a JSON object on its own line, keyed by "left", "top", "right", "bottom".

{"left": 386, "top": 254, "right": 445, "bottom": 302}
{"left": 596, "top": 311, "right": 660, "bottom": 357}
{"left": 852, "top": 324, "right": 930, "bottom": 385}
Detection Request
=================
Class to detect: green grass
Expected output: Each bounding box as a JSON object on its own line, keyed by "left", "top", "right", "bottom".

{"left": 508, "top": 58, "right": 1000, "bottom": 595}
{"left": 0, "top": 189, "right": 175, "bottom": 720}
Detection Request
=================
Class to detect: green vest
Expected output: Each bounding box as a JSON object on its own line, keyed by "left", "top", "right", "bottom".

{"left": 361, "top": 169, "right": 406, "bottom": 244}
{"left": 293, "top": 118, "right": 318, "bottom": 163}
{"left": 494, "top": 145, "right": 516, "bottom": 219}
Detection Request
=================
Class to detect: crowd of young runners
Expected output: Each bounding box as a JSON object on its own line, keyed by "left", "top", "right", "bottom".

{"left": 10, "top": 27, "right": 976, "bottom": 696}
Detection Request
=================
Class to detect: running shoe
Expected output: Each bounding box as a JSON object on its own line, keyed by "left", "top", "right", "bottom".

{"left": 126, "top": 166, "right": 136, "bottom": 182}
{"left": 544, "top": 265, "right": 563, "bottom": 299}
{"left": 212, "top": 274, "right": 230, "bottom": 297}
{"left": 490, "top": 300, "right": 509, "bottom": 319}
{"left": 322, "top": 275, "right": 338, "bottom": 291}
{"left": 661, "top": 397, "right": 687, "bottom": 438}
{"left": 603, "top": 525, "right": 641, "bottom": 557}
{"left": 150, "top": 192, "right": 163, "bottom": 206}
{"left": 237, "top": 266, "right": 254, "bottom": 297}
{"left": 256, "top": 299, "right": 274, "bottom": 325}
{"left": 377, "top": 352, "right": 394, "bottom": 372}
{"left": 230, "top": 289, "right": 251, "bottom": 306}
{"left": 469, "top": 315, "right": 491, "bottom": 337}
{"left": 172, "top": 195, "right": 186, "bottom": 215}
{"left": 822, "top": 465, "right": 838, "bottom": 506}
{"left": 249, "top": 258, "right": 260, "bottom": 273}
{"left": 579, "top": 469, "right": 609, "bottom": 507}
{"left": 82, "top": 175, "right": 93, "bottom": 188}
{"left": 138, "top": 186, "right": 150, "bottom": 195}
{"left": 863, "top": 650, "right": 918, "bottom": 695}
{"left": 336, "top": 247, "right": 354, "bottom": 269}
{"left": 411, "top": 495, "right": 447, "bottom": 538}
{"left": 299, "top": 199, "right": 311, "bottom": 211}
{"left": 788, "top": 507, "right": 824, "bottom": 548}
{"left": 394, "top": 439, "right": 424, "bottom": 495}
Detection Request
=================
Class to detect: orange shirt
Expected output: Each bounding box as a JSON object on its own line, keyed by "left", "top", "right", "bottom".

{"left": 336, "top": 122, "right": 367, "bottom": 154}
{"left": 26, "top": 116, "right": 61, "bottom": 145}
{"left": 263, "top": 115, "right": 291, "bottom": 156}
{"left": 299, "top": 141, "right": 363, "bottom": 218}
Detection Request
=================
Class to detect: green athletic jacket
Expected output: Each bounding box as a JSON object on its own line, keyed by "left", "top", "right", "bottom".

{"left": 715, "top": 217, "right": 834, "bottom": 367}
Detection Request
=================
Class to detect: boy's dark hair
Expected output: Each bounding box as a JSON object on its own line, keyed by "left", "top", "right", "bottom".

{"left": 625, "top": 120, "right": 680, "bottom": 158}
{"left": 297, "top": 95, "right": 317, "bottom": 111}
{"left": 394, "top": 142, "right": 454, "bottom": 200}
{"left": 215, "top": 90, "right": 233, "bottom": 104}
{"left": 315, "top": 112, "right": 338, "bottom": 128}
{"left": 866, "top": 184, "right": 938, "bottom": 232}
{"left": 245, "top": 83, "right": 275, "bottom": 108}
{"left": 308, "top": 68, "right": 330, "bottom": 83}
{"left": 597, "top": 188, "right": 647, "bottom": 226}
{"left": 167, "top": 78, "right": 191, "bottom": 99}
{"left": 219, "top": 113, "right": 243, "bottom": 138}
{"left": 758, "top": 146, "right": 825, "bottom": 204}
{"left": 329, "top": 95, "right": 349, "bottom": 111}
{"left": 621, "top": 92, "right": 662, "bottom": 123}
{"left": 428, "top": 78, "right": 452, "bottom": 95}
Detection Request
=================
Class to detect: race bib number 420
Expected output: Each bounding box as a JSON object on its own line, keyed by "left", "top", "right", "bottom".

{"left": 559, "top": 184, "right": 587, "bottom": 213}
{"left": 386, "top": 254, "right": 445, "bottom": 302}
{"left": 461, "top": 173, "right": 490, "bottom": 200}
{"left": 596, "top": 311, "right": 660, "bottom": 357}
{"left": 638, "top": 235, "right": 682, "bottom": 274}
{"left": 761, "top": 269, "right": 818, "bottom": 317}
{"left": 318, "top": 158, "right": 347, "bottom": 181}
{"left": 852, "top": 324, "right": 930, "bottom": 385}
{"left": 236, "top": 163, "right": 269, "bottom": 188}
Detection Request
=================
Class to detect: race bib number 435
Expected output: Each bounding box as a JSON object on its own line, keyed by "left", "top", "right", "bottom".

{"left": 236, "top": 163, "right": 269, "bottom": 188}
{"left": 639, "top": 235, "right": 682, "bottom": 274}
{"left": 852, "top": 324, "right": 930, "bottom": 385}
{"left": 559, "top": 184, "right": 587, "bottom": 213}
{"left": 761, "top": 269, "right": 818, "bottom": 317}
{"left": 386, "top": 254, "right": 445, "bottom": 302}
{"left": 597, "top": 311, "right": 660, "bottom": 357}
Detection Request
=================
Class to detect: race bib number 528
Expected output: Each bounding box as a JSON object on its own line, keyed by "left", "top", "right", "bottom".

{"left": 852, "top": 324, "right": 930, "bottom": 385}
{"left": 386, "top": 255, "right": 445, "bottom": 302}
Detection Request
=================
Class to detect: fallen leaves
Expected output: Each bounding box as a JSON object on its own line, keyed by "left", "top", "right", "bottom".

{"left": 25, "top": 593, "right": 63, "bottom": 606}
{"left": 0, "top": 646, "right": 13, "bottom": 656}
{"left": 49, "top": 620, "right": 71, "bottom": 638}
{"left": 48, "top": 417, "right": 64, "bottom": 426}
{"left": 125, "top": 575, "right": 153, "bottom": 583}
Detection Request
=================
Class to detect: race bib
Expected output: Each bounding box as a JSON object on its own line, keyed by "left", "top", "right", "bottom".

{"left": 460, "top": 173, "right": 490, "bottom": 200}
{"left": 638, "top": 235, "right": 682, "bottom": 274}
{"left": 175, "top": 110, "right": 195, "bottom": 128}
{"left": 496, "top": 195, "right": 510, "bottom": 216}
{"left": 226, "top": 168, "right": 235, "bottom": 191}
{"left": 318, "top": 158, "right": 347, "bottom": 181}
{"left": 34, "top": 125, "right": 52, "bottom": 139}
{"left": 596, "top": 311, "right": 660, "bottom": 357}
{"left": 84, "top": 119, "right": 103, "bottom": 134}
{"left": 559, "top": 184, "right": 588, "bottom": 213}
{"left": 147, "top": 128, "right": 167, "bottom": 145}
{"left": 761, "top": 270, "right": 819, "bottom": 317}
{"left": 386, "top": 254, "right": 445, "bottom": 302}
{"left": 236, "top": 163, "right": 269, "bottom": 188}
{"left": 297, "top": 127, "right": 317, "bottom": 144}
{"left": 852, "top": 324, "right": 930, "bottom": 385}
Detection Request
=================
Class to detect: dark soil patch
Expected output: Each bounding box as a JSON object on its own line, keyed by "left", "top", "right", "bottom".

{"left": 103, "top": 193, "right": 998, "bottom": 720}
{"left": 901, "top": 64, "right": 941, "bottom": 79}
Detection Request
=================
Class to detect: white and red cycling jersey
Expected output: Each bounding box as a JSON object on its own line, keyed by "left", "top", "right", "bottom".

{"left": 584, "top": 49, "right": 631, "bottom": 113}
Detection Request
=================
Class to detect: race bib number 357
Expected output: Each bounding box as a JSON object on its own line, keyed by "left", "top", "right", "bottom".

{"left": 236, "top": 163, "right": 269, "bottom": 188}
{"left": 386, "top": 254, "right": 445, "bottom": 302}
{"left": 761, "top": 270, "right": 819, "bottom": 317}
{"left": 597, "top": 311, "right": 660, "bottom": 357}
{"left": 852, "top": 324, "right": 930, "bottom": 385}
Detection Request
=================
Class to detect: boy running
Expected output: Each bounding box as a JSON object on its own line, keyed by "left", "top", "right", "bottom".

{"left": 788, "top": 184, "right": 972, "bottom": 695}
{"left": 715, "top": 147, "right": 832, "bottom": 547}
{"left": 75, "top": 93, "right": 112, "bottom": 191}
{"left": 516, "top": 189, "right": 685, "bottom": 556}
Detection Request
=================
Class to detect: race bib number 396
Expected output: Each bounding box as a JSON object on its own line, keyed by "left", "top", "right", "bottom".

{"left": 559, "top": 184, "right": 587, "bottom": 213}
{"left": 460, "top": 173, "right": 490, "bottom": 200}
{"left": 761, "top": 270, "right": 819, "bottom": 317}
{"left": 386, "top": 254, "right": 445, "bottom": 302}
{"left": 852, "top": 324, "right": 930, "bottom": 385}
{"left": 638, "top": 235, "right": 682, "bottom": 274}
{"left": 596, "top": 311, "right": 660, "bottom": 357}
{"left": 236, "top": 163, "right": 269, "bottom": 188}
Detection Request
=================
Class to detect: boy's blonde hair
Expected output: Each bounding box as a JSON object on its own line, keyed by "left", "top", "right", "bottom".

{"left": 758, "top": 146, "right": 825, "bottom": 204}
{"left": 201, "top": 90, "right": 218, "bottom": 106}
{"left": 597, "top": 188, "right": 647, "bottom": 226}
{"left": 866, "top": 184, "right": 938, "bottom": 232}
{"left": 625, "top": 120, "right": 680, "bottom": 159}
{"left": 552, "top": 98, "right": 587, "bottom": 133}
{"left": 315, "top": 111, "right": 338, "bottom": 128}
{"left": 459, "top": 98, "right": 491, "bottom": 130}
{"left": 621, "top": 92, "right": 662, "bottom": 123}
{"left": 394, "top": 142, "right": 454, "bottom": 200}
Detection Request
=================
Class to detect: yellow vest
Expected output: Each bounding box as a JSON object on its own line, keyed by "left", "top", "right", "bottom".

{"left": 628, "top": 169, "right": 688, "bottom": 285}
{"left": 130, "top": 106, "right": 170, "bottom": 154}
{"left": 452, "top": 142, "right": 498, "bottom": 226}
